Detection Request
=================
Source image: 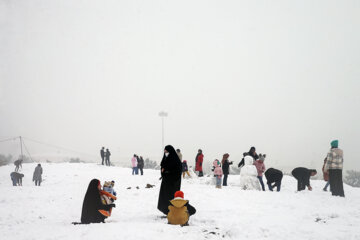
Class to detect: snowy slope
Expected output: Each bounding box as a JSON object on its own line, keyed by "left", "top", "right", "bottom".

{"left": 0, "top": 163, "right": 359, "bottom": 240}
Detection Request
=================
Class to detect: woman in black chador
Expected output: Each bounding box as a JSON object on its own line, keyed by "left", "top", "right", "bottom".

{"left": 81, "top": 179, "right": 115, "bottom": 224}
{"left": 157, "top": 145, "right": 182, "bottom": 215}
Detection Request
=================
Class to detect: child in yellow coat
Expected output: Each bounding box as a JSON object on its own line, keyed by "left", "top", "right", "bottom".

{"left": 167, "top": 191, "right": 196, "bottom": 226}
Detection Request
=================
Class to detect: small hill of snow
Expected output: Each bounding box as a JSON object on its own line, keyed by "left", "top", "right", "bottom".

{"left": 0, "top": 163, "right": 359, "bottom": 240}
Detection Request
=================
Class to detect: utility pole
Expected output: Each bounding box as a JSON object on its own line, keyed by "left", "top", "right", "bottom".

{"left": 158, "top": 111, "right": 168, "bottom": 151}
{"left": 19, "top": 136, "right": 23, "bottom": 160}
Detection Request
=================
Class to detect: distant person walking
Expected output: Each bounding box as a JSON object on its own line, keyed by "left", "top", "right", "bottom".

{"left": 221, "top": 153, "right": 233, "bottom": 186}
{"left": 322, "top": 157, "right": 330, "bottom": 191}
{"left": 291, "top": 167, "right": 317, "bottom": 191}
{"left": 105, "top": 149, "right": 111, "bottom": 166}
{"left": 157, "top": 145, "right": 182, "bottom": 215}
{"left": 131, "top": 155, "right": 138, "bottom": 175}
{"left": 10, "top": 172, "right": 24, "bottom": 186}
{"left": 138, "top": 156, "right": 145, "bottom": 175}
{"left": 195, "top": 149, "right": 204, "bottom": 177}
{"left": 324, "top": 140, "right": 345, "bottom": 197}
{"left": 265, "top": 168, "right": 283, "bottom": 191}
{"left": 254, "top": 155, "right": 266, "bottom": 191}
{"left": 14, "top": 159, "right": 23, "bottom": 172}
{"left": 33, "top": 164, "right": 43, "bottom": 186}
{"left": 100, "top": 147, "right": 105, "bottom": 165}
{"left": 182, "top": 160, "right": 191, "bottom": 178}
{"left": 176, "top": 149, "right": 183, "bottom": 161}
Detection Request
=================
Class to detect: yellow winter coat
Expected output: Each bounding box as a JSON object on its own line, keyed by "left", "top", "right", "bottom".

{"left": 167, "top": 198, "right": 189, "bottom": 225}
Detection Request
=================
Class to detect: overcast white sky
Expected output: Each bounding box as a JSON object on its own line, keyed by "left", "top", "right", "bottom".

{"left": 0, "top": 0, "right": 359, "bottom": 171}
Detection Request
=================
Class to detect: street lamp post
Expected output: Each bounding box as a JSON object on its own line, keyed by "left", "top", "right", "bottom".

{"left": 158, "top": 111, "right": 168, "bottom": 151}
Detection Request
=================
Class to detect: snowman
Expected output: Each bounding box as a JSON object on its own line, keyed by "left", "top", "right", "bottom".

{"left": 239, "top": 156, "right": 261, "bottom": 190}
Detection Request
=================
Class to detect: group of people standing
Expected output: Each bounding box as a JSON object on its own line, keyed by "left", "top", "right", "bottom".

{"left": 131, "top": 154, "right": 145, "bottom": 175}
{"left": 100, "top": 147, "right": 111, "bottom": 166}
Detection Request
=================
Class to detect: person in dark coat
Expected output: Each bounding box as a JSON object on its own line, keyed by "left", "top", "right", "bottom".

{"left": 105, "top": 149, "right": 111, "bottom": 166}
{"left": 138, "top": 156, "right": 145, "bottom": 175}
{"left": 81, "top": 179, "right": 115, "bottom": 224}
{"left": 221, "top": 153, "right": 233, "bottom": 186}
{"left": 14, "top": 159, "right": 23, "bottom": 172}
{"left": 246, "top": 147, "right": 259, "bottom": 161}
{"left": 157, "top": 145, "right": 182, "bottom": 215}
{"left": 33, "top": 164, "right": 43, "bottom": 186}
{"left": 10, "top": 172, "right": 24, "bottom": 186}
{"left": 265, "top": 168, "right": 283, "bottom": 191}
{"left": 291, "top": 167, "right": 317, "bottom": 191}
{"left": 100, "top": 147, "right": 105, "bottom": 165}
{"left": 238, "top": 147, "right": 259, "bottom": 168}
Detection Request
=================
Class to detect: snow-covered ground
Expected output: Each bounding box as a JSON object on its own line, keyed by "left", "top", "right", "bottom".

{"left": 0, "top": 163, "right": 359, "bottom": 240}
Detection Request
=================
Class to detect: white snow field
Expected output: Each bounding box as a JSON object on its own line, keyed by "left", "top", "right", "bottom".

{"left": 0, "top": 163, "right": 359, "bottom": 240}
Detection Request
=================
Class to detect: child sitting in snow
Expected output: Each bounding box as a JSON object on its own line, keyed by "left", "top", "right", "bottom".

{"left": 213, "top": 159, "right": 223, "bottom": 189}
{"left": 167, "top": 191, "right": 196, "bottom": 226}
{"left": 103, "top": 180, "right": 117, "bottom": 197}
{"left": 98, "top": 181, "right": 117, "bottom": 217}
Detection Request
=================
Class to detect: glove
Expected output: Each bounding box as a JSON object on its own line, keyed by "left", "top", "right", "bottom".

{"left": 110, "top": 204, "right": 116, "bottom": 208}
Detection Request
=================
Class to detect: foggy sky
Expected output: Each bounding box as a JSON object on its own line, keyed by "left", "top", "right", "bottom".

{"left": 1, "top": 0, "right": 359, "bottom": 171}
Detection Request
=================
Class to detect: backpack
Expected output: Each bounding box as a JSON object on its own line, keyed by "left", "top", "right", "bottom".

{"left": 167, "top": 199, "right": 189, "bottom": 225}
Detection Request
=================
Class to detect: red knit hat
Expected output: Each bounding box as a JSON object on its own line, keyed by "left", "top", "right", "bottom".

{"left": 174, "top": 191, "right": 184, "bottom": 199}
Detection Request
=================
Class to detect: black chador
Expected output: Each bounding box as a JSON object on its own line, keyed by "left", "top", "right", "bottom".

{"left": 157, "top": 145, "right": 182, "bottom": 215}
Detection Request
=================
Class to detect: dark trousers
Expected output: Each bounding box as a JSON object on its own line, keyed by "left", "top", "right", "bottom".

{"left": 35, "top": 180, "right": 41, "bottom": 186}
{"left": 101, "top": 156, "right": 104, "bottom": 165}
{"left": 223, "top": 174, "right": 228, "bottom": 186}
{"left": 12, "top": 178, "right": 17, "bottom": 186}
{"left": 329, "top": 169, "right": 345, "bottom": 197}
{"left": 268, "top": 181, "right": 281, "bottom": 192}
{"left": 105, "top": 158, "right": 110, "bottom": 166}
{"left": 257, "top": 176, "right": 265, "bottom": 191}
{"left": 139, "top": 167, "right": 143, "bottom": 175}
{"left": 297, "top": 179, "right": 306, "bottom": 191}
{"left": 198, "top": 171, "right": 203, "bottom": 177}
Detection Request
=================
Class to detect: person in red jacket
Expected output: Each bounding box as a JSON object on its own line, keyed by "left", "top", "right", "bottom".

{"left": 195, "top": 149, "right": 204, "bottom": 177}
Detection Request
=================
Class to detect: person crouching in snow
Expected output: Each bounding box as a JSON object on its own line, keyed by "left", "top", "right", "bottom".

{"left": 254, "top": 155, "right": 266, "bottom": 191}
{"left": 291, "top": 167, "right": 317, "bottom": 191}
{"left": 167, "top": 191, "right": 196, "bottom": 226}
{"left": 80, "top": 179, "right": 115, "bottom": 224}
{"left": 213, "top": 159, "right": 223, "bottom": 189}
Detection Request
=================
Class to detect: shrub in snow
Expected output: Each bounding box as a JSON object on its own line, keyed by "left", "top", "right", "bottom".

{"left": 0, "top": 154, "right": 13, "bottom": 166}
{"left": 144, "top": 158, "right": 158, "bottom": 169}
{"left": 69, "top": 157, "right": 81, "bottom": 163}
{"left": 344, "top": 170, "right": 360, "bottom": 188}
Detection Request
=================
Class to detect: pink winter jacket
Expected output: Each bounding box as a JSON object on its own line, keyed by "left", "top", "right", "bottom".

{"left": 131, "top": 157, "right": 137, "bottom": 167}
{"left": 214, "top": 166, "right": 223, "bottom": 177}
{"left": 253, "top": 160, "right": 265, "bottom": 177}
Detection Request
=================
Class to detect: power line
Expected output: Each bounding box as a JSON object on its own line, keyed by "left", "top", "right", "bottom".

{"left": 0, "top": 137, "right": 18, "bottom": 143}
{"left": 22, "top": 139, "right": 33, "bottom": 162}
{"left": 22, "top": 136, "right": 97, "bottom": 158}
